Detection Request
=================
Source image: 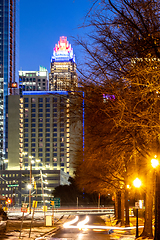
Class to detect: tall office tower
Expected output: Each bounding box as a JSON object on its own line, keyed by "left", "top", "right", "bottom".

{"left": 0, "top": 0, "right": 19, "bottom": 169}
{"left": 49, "top": 36, "right": 78, "bottom": 91}
{"left": 19, "top": 66, "right": 49, "bottom": 94}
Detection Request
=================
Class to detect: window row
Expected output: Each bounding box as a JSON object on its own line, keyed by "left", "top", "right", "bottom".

{"left": 24, "top": 97, "right": 68, "bottom": 103}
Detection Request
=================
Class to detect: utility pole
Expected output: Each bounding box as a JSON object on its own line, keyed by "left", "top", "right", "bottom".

{"left": 40, "top": 170, "right": 46, "bottom": 225}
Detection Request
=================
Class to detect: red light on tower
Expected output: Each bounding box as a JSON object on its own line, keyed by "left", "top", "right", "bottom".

{"left": 11, "top": 82, "right": 18, "bottom": 88}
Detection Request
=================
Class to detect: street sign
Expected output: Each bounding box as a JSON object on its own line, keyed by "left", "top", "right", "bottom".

{"left": 21, "top": 207, "right": 28, "bottom": 213}
{"left": 32, "top": 201, "right": 37, "bottom": 208}
{"left": 7, "top": 184, "right": 19, "bottom": 187}
{"left": 22, "top": 203, "right": 28, "bottom": 208}
{"left": 50, "top": 198, "right": 60, "bottom": 208}
{"left": 43, "top": 206, "right": 47, "bottom": 212}
{"left": 135, "top": 202, "right": 139, "bottom": 209}
{"left": 50, "top": 201, "right": 54, "bottom": 206}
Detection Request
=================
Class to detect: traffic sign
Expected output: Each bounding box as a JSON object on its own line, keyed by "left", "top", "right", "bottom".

{"left": 43, "top": 206, "right": 47, "bottom": 212}
{"left": 22, "top": 203, "right": 28, "bottom": 208}
{"left": 50, "top": 198, "right": 60, "bottom": 208}
{"left": 50, "top": 201, "right": 54, "bottom": 206}
{"left": 135, "top": 202, "right": 139, "bottom": 209}
{"left": 32, "top": 201, "right": 37, "bottom": 208}
{"left": 21, "top": 207, "right": 28, "bottom": 213}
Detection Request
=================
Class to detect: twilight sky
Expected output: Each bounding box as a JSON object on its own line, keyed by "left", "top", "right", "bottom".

{"left": 19, "top": 0, "right": 93, "bottom": 72}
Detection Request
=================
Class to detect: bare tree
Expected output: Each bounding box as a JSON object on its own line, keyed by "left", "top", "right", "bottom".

{"left": 74, "top": 0, "right": 160, "bottom": 237}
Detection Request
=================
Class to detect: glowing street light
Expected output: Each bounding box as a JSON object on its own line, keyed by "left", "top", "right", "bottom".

{"left": 133, "top": 178, "right": 142, "bottom": 188}
{"left": 151, "top": 156, "right": 159, "bottom": 168}
{"left": 133, "top": 177, "right": 142, "bottom": 238}
{"left": 27, "top": 184, "right": 32, "bottom": 190}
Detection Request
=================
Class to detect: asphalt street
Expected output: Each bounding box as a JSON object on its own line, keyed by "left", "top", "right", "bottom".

{"left": 49, "top": 214, "right": 112, "bottom": 240}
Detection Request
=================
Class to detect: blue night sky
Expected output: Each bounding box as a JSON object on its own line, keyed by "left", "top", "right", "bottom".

{"left": 19, "top": 0, "right": 93, "bottom": 72}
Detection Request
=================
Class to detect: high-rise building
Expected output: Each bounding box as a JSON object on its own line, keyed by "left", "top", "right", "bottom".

{"left": 8, "top": 91, "right": 72, "bottom": 174}
{"left": 49, "top": 36, "right": 78, "bottom": 91}
{"left": 0, "top": 0, "right": 19, "bottom": 169}
{"left": 6, "top": 36, "right": 82, "bottom": 204}
{"left": 19, "top": 66, "right": 49, "bottom": 93}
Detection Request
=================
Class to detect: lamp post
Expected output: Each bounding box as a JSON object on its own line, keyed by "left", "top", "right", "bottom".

{"left": 29, "top": 156, "right": 35, "bottom": 214}
{"left": 151, "top": 156, "right": 160, "bottom": 240}
{"left": 27, "top": 183, "right": 32, "bottom": 214}
{"left": 133, "top": 177, "right": 142, "bottom": 239}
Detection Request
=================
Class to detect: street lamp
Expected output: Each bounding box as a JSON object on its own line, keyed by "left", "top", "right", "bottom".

{"left": 28, "top": 156, "right": 35, "bottom": 214}
{"left": 151, "top": 156, "right": 160, "bottom": 240}
{"left": 133, "top": 177, "right": 142, "bottom": 238}
{"left": 27, "top": 184, "right": 32, "bottom": 190}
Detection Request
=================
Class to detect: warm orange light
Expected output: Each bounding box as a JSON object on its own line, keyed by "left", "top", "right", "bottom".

{"left": 151, "top": 157, "right": 159, "bottom": 168}
{"left": 133, "top": 178, "right": 141, "bottom": 188}
{"left": 7, "top": 198, "right": 12, "bottom": 204}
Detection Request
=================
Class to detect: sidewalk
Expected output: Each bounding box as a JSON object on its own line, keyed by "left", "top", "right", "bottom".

{"left": 0, "top": 215, "right": 69, "bottom": 240}
{"left": 105, "top": 216, "right": 153, "bottom": 240}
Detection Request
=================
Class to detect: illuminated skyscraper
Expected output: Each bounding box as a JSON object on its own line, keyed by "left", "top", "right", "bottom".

{"left": 0, "top": 0, "right": 19, "bottom": 169}
{"left": 49, "top": 36, "right": 77, "bottom": 91}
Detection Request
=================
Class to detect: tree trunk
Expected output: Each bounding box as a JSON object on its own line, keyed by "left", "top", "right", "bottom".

{"left": 141, "top": 170, "right": 153, "bottom": 238}
{"left": 121, "top": 190, "right": 125, "bottom": 226}
{"left": 114, "top": 192, "right": 118, "bottom": 219}
{"left": 125, "top": 187, "right": 130, "bottom": 226}
{"left": 154, "top": 168, "right": 160, "bottom": 240}
{"left": 115, "top": 191, "right": 121, "bottom": 223}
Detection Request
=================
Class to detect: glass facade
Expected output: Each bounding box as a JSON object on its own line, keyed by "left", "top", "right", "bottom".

{"left": 0, "top": 0, "right": 18, "bottom": 169}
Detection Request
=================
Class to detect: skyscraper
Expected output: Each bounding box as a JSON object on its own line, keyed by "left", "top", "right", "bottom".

{"left": 5, "top": 36, "right": 82, "bottom": 205}
{"left": 0, "top": 0, "right": 18, "bottom": 169}
{"left": 19, "top": 66, "right": 49, "bottom": 93}
{"left": 49, "top": 36, "right": 77, "bottom": 91}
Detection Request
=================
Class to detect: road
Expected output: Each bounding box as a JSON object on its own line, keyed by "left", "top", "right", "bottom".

{"left": 49, "top": 214, "right": 112, "bottom": 240}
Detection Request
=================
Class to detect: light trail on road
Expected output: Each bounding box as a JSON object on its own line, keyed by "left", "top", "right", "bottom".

{"left": 63, "top": 215, "right": 144, "bottom": 231}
